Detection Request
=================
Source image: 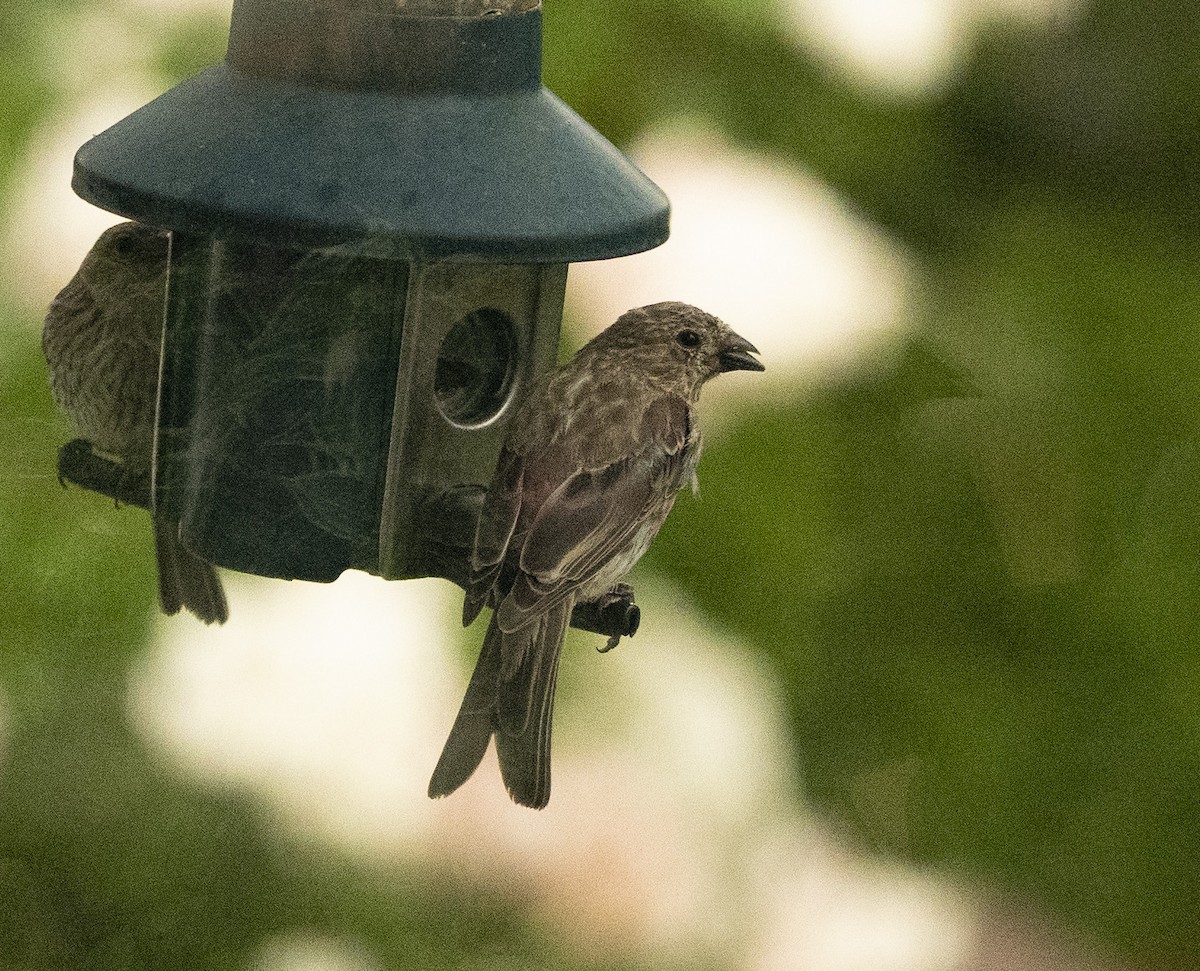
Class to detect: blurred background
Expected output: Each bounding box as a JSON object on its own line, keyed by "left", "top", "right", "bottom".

{"left": 2, "top": 0, "right": 1198, "bottom": 969}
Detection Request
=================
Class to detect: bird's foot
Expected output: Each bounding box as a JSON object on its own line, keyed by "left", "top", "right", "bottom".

{"left": 56, "top": 438, "right": 93, "bottom": 489}
{"left": 57, "top": 439, "right": 150, "bottom": 509}
{"left": 595, "top": 583, "right": 639, "bottom": 653}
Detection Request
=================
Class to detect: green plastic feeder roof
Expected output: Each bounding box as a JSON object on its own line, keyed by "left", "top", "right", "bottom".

{"left": 72, "top": 0, "right": 670, "bottom": 261}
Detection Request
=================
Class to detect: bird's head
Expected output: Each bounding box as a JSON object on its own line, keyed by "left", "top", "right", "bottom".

{"left": 88, "top": 221, "right": 169, "bottom": 278}
{"left": 595, "top": 301, "right": 764, "bottom": 397}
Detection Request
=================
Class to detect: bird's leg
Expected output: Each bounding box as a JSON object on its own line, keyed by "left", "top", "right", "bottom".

{"left": 599, "top": 582, "right": 635, "bottom": 605}
{"left": 56, "top": 438, "right": 91, "bottom": 488}
{"left": 57, "top": 439, "right": 151, "bottom": 510}
{"left": 420, "top": 487, "right": 644, "bottom": 644}
{"left": 593, "top": 583, "right": 639, "bottom": 653}
{"left": 557, "top": 583, "right": 641, "bottom": 647}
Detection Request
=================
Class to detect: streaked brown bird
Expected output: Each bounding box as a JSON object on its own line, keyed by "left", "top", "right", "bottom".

{"left": 428, "top": 301, "right": 763, "bottom": 808}
{"left": 42, "top": 221, "right": 228, "bottom": 625}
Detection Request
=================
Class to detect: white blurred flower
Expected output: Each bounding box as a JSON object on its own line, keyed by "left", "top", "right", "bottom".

{"left": 753, "top": 830, "right": 976, "bottom": 971}
{"left": 253, "top": 933, "right": 383, "bottom": 971}
{"left": 1, "top": 96, "right": 152, "bottom": 319}
{"left": 0, "top": 0, "right": 225, "bottom": 320}
{"left": 128, "top": 572, "right": 465, "bottom": 856}
{"left": 567, "top": 124, "right": 914, "bottom": 416}
{"left": 128, "top": 569, "right": 981, "bottom": 971}
{"left": 786, "top": 0, "right": 967, "bottom": 95}
{"left": 423, "top": 585, "right": 803, "bottom": 964}
{"left": 779, "top": 0, "right": 1085, "bottom": 96}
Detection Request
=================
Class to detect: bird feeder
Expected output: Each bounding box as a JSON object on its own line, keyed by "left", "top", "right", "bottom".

{"left": 70, "top": 0, "right": 669, "bottom": 588}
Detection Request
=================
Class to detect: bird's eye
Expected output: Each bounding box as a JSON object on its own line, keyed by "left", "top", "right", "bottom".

{"left": 676, "top": 329, "right": 702, "bottom": 349}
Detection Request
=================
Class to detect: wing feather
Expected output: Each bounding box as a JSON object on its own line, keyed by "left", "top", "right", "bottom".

{"left": 493, "top": 395, "right": 695, "bottom": 633}
{"left": 463, "top": 447, "right": 524, "bottom": 626}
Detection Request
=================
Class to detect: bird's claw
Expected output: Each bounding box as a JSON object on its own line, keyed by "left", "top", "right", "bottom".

{"left": 594, "top": 583, "right": 639, "bottom": 653}
{"left": 56, "top": 438, "right": 92, "bottom": 489}
{"left": 56, "top": 438, "right": 150, "bottom": 509}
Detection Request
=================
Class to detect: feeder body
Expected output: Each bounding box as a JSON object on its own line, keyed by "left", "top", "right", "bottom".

{"left": 157, "top": 236, "right": 563, "bottom": 581}
{"left": 69, "top": 0, "right": 669, "bottom": 584}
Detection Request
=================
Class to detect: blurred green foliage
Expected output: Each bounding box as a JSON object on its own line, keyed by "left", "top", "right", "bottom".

{"left": 4, "top": 0, "right": 1200, "bottom": 969}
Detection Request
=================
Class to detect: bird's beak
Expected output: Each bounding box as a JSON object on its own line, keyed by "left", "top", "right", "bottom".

{"left": 717, "top": 332, "right": 765, "bottom": 373}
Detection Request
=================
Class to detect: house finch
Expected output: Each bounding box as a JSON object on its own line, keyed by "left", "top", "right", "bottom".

{"left": 42, "top": 221, "right": 228, "bottom": 624}
{"left": 428, "top": 301, "right": 763, "bottom": 808}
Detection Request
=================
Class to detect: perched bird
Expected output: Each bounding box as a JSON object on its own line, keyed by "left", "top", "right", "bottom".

{"left": 43, "top": 221, "right": 228, "bottom": 624}
{"left": 428, "top": 301, "right": 763, "bottom": 808}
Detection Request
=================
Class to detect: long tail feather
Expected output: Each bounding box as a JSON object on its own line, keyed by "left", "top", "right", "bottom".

{"left": 154, "top": 516, "right": 229, "bottom": 625}
{"left": 429, "top": 601, "right": 572, "bottom": 809}
{"left": 428, "top": 614, "right": 505, "bottom": 800}
{"left": 496, "top": 601, "right": 570, "bottom": 809}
